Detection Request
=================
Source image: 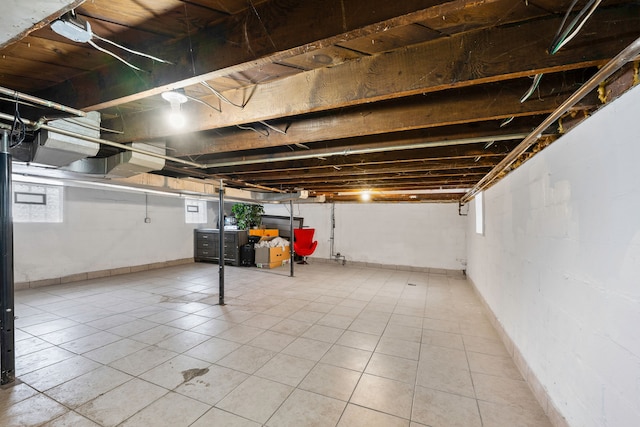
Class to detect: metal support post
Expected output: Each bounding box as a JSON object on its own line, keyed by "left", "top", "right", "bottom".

{"left": 1, "top": 130, "right": 15, "bottom": 385}
{"left": 289, "top": 200, "right": 294, "bottom": 277}
{"left": 218, "top": 180, "right": 225, "bottom": 305}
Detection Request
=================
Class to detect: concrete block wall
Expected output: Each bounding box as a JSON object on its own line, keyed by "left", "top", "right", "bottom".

{"left": 466, "top": 85, "right": 640, "bottom": 426}
{"left": 265, "top": 202, "right": 467, "bottom": 271}
{"left": 13, "top": 187, "right": 215, "bottom": 283}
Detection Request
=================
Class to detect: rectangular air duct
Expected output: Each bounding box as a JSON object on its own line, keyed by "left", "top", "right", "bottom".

{"left": 106, "top": 142, "right": 165, "bottom": 177}
{"left": 32, "top": 112, "right": 100, "bottom": 167}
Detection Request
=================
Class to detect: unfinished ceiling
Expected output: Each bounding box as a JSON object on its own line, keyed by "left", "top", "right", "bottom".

{"left": 1, "top": 0, "right": 639, "bottom": 202}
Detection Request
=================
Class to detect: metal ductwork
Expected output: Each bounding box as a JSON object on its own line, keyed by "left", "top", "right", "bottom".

{"left": 32, "top": 112, "right": 100, "bottom": 167}
{"left": 66, "top": 142, "right": 166, "bottom": 178}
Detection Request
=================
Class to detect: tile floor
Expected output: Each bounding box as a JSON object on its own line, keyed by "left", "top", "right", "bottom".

{"left": 1, "top": 262, "right": 552, "bottom": 426}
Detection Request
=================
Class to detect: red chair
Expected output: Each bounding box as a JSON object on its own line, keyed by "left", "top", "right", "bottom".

{"left": 293, "top": 228, "right": 318, "bottom": 264}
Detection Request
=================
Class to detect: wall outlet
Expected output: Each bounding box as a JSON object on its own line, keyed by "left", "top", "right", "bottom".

{"left": 144, "top": 217, "right": 151, "bottom": 223}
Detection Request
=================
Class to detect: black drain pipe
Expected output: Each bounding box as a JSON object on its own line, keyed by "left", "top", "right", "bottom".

{"left": 1, "top": 130, "right": 15, "bottom": 385}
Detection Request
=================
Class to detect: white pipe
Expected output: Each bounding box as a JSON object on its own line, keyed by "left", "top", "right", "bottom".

{"left": 0, "top": 86, "right": 86, "bottom": 117}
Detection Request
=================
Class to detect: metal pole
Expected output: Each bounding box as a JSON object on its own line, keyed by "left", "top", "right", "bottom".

{"left": 218, "top": 180, "right": 225, "bottom": 305}
{"left": 289, "top": 200, "right": 294, "bottom": 277}
{"left": 0, "top": 86, "right": 86, "bottom": 117}
{"left": 1, "top": 130, "right": 15, "bottom": 385}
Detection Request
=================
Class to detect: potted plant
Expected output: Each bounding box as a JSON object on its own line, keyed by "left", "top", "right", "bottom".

{"left": 231, "top": 203, "right": 264, "bottom": 230}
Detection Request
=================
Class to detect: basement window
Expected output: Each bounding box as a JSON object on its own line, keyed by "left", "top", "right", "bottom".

{"left": 475, "top": 191, "right": 484, "bottom": 235}
{"left": 185, "top": 199, "right": 207, "bottom": 224}
{"left": 13, "top": 183, "right": 63, "bottom": 223}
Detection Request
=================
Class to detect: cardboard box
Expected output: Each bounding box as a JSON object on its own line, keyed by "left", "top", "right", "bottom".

{"left": 249, "top": 229, "right": 279, "bottom": 237}
{"left": 256, "top": 258, "right": 291, "bottom": 269}
{"left": 254, "top": 236, "right": 291, "bottom": 267}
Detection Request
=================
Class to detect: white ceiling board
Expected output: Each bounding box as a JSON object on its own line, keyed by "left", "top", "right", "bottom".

{"left": 0, "top": 0, "right": 85, "bottom": 48}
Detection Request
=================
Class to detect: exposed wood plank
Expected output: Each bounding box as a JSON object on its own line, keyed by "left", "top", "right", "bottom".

{"left": 104, "top": 6, "right": 638, "bottom": 142}
{"left": 164, "top": 76, "right": 585, "bottom": 156}
{"left": 38, "top": 0, "right": 565, "bottom": 110}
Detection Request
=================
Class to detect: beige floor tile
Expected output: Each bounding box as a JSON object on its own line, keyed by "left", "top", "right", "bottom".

{"left": 467, "top": 351, "right": 523, "bottom": 380}
{"left": 348, "top": 318, "right": 387, "bottom": 335}
{"left": 419, "top": 344, "right": 469, "bottom": 370}
{"left": 301, "top": 324, "right": 345, "bottom": 343}
{"left": 0, "top": 383, "right": 39, "bottom": 410}
{"left": 108, "top": 345, "right": 178, "bottom": 376}
{"left": 383, "top": 324, "right": 423, "bottom": 343}
{"left": 478, "top": 400, "right": 552, "bottom": 427}
{"left": 83, "top": 338, "right": 148, "bottom": 364}
{"left": 21, "top": 318, "right": 79, "bottom": 336}
{"left": 463, "top": 335, "right": 510, "bottom": 357}
{"left": 412, "top": 386, "right": 481, "bottom": 427}
{"left": 421, "top": 329, "right": 465, "bottom": 350}
{"left": 39, "top": 324, "right": 101, "bottom": 345}
{"left": 216, "top": 376, "right": 294, "bottom": 424}
{"left": 416, "top": 362, "right": 475, "bottom": 398}
{"left": 255, "top": 353, "right": 316, "bottom": 386}
{"left": 119, "top": 391, "right": 210, "bottom": 427}
{"left": 184, "top": 337, "right": 242, "bottom": 363}
{"left": 20, "top": 355, "right": 101, "bottom": 392}
{"left": 0, "top": 394, "right": 68, "bottom": 427}
{"left": 248, "top": 330, "right": 297, "bottom": 352}
{"left": 14, "top": 336, "right": 54, "bottom": 357}
{"left": 164, "top": 313, "right": 211, "bottom": 330}
{"left": 472, "top": 372, "right": 539, "bottom": 409}
{"left": 282, "top": 337, "right": 332, "bottom": 361}
{"left": 105, "top": 319, "right": 157, "bottom": 337}
{"left": 375, "top": 337, "right": 420, "bottom": 360}
{"left": 15, "top": 346, "right": 77, "bottom": 376}
{"left": 44, "top": 366, "right": 133, "bottom": 408}
{"left": 336, "top": 330, "right": 380, "bottom": 351}
{"left": 42, "top": 411, "right": 101, "bottom": 427}
{"left": 366, "top": 353, "right": 418, "bottom": 384}
{"left": 190, "top": 318, "right": 233, "bottom": 336}
{"left": 139, "top": 354, "right": 212, "bottom": 389}
{"left": 155, "top": 330, "right": 211, "bottom": 352}
{"left": 299, "top": 363, "right": 361, "bottom": 401}
{"left": 337, "top": 404, "right": 409, "bottom": 427}
{"left": 270, "top": 318, "right": 312, "bottom": 336}
{"left": 190, "top": 407, "right": 261, "bottom": 427}
{"left": 317, "top": 313, "right": 354, "bottom": 329}
{"left": 267, "top": 389, "right": 346, "bottom": 427}
{"left": 242, "top": 313, "right": 285, "bottom": 329}
{"left": 320, "top": 344, "right": 372, "bottom": 371}
{"left": 422, "top": 318, "right": 461, "bottom": 334}
{"left": 129, "top": 324, "right": 184, "bottom": 345}
{"left": 75, "top": 378, "right": 167, "bottom": 426}
{"left": 174, "top": 364, "right": 248, "bottom": 405}
{"left": 215, "top": 324, "right": 266, "bottom": 344}
{"left": 217, "top": 345, "right": 277, "bottom": 374}
{"left": 351, "top": 373, "right": 414, "bottom": 419}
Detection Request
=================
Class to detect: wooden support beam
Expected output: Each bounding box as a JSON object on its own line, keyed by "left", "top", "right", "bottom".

{"left": 164, "top": 77, "right": 582, "bottom": 156}
{"left": 102, "top": 5, "right": 638, "bottom": 143}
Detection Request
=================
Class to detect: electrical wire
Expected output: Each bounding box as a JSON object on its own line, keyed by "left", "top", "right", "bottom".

{"left": 200, "top": 81, "right": 246, "bottom": 109}
{"left": 185, "top": 95, "right": 221, "bottom": 112}
{"left": 520, "top": 73, "right": 544, "bottom": 103}
{"left": 549, "top": 0, "right": 603, "bottom": 55}
{"left": 10, "top": 93, "right": 26, "bottom": 148}
{"left": 88, "top": 40, "right": 145, "bottom": 72}
{"left": 92, "top": 34, "right": 173, "bottom": 65}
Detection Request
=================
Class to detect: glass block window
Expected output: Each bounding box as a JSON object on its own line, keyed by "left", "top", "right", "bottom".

{"left": 13, "top": 183, "right": 63, "bottom": 223}
{"left": 185, "top": 199, "right": 207, "bottom": 224}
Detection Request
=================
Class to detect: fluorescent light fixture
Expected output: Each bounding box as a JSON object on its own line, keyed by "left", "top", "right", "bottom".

{"left": 51, "top": 17, "right": 92, "bottom": 42}
{"left": 12, "top": 175, "right": 65, "bottom": 186}
{"left": 161, "top": 90, "right": 188, "bottom": 128}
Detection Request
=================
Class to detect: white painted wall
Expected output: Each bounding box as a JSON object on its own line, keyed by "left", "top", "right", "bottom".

{"left": 466, "top": 85, "right": 640, "bottom": 426}
{"left": 265, "top": 202, "right": 466, "bottom": 270}
{"left": 14, "top": 187, "right": 215, "bottom": 282}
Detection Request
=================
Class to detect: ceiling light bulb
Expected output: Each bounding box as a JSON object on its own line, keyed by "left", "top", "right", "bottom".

{"left": 161, "top": 90, "right": 188, "bottom": 129}
{"left": 361, "top": 191, "right": 371, "bottom": 201}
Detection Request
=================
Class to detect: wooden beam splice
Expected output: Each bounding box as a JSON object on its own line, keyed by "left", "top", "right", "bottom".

{"left": 105, "top": 6, "right": 639, "bottom": 143}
